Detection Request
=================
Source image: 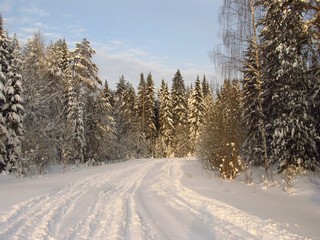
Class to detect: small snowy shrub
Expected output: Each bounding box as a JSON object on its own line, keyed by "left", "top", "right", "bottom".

{"left": 281, "top": 164, "right": 306, "bottom": 191}
{"left": 216, "top": 143, "right": 243, "bottom": 179}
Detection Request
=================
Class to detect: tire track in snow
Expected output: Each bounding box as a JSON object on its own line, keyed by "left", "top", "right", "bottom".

{"left": 152, "top": 158, "right": 309, "bottom": 240}
{"left": 66, "top": 159, "right": 161, "bottom": 240}
{"left": 0, "top": 162, "right": 147, "bottom": 240}
{"left": 0, "top": 174, "right": 109, "bottom": 240}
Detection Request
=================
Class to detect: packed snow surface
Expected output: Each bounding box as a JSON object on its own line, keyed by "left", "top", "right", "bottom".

{"left": 0, "top": 158, "right": 319, "bottom": 239}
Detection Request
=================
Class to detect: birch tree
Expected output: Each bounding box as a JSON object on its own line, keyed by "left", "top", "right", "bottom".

{"left": 216, "top": 0, "right": 269, "bottom": 173}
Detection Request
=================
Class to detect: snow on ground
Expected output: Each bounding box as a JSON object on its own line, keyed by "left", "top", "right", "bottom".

{"left": 0, "top": 158, "right": 319, "bottom": 240}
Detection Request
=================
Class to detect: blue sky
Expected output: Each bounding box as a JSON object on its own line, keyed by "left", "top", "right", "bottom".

{"left": 1, "top": 0, "right": 223, "bottom": 88}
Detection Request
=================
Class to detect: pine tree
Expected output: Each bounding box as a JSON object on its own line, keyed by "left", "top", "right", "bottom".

{"left": 171, "top": 70, "right": 188, "bottom": 157}
{"left": 260, "top": 0, "right": 319, "bottom": 172}
{"left": 188, "top": 76, "right": 205, "bottom": 155}
{"left": 157, "top": 79, "right": 174, "bottom": 157}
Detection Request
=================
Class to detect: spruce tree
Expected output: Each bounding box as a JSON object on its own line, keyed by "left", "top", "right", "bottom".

{"left": 188, "top": 76, "right": 205, "bottom": 155}
{"left": 201, "top": 75, "right": 214, "bottom": 125}
{"left": 307, "top": 0, "right": 320, "bottom": 161}
{"left": 84, "top": 81, "right": 116, "bottom": 164}
{"left": 136, "top": 72, "right": 157, "bottom": 156}
{"left": 73, "top": 38, "right": 101, "bottom": 91}
{"left": 136, "top": 73, "right": 149, "bottom": 156}
{"left": 65, "top": 75, "right": 85, "bottom": 165}
{"left": 157, "top": 79, "right": 174, "bottom": 157}
{"left": 5, "top": 35, "right": 24, "bottom": 174}
{"left": 260, "top": 0, "right": 319, "bottom": 171}
{"left": 241, "top": 42, "right": 267, "bottom": 167}
{"left": 145, "top": 73, "right": 156, "bottom": 155}
{"left": 83, "top": 92, "right": 107, "bottom": 164}
{"left": 56, "top": 40, "right": 79, "bottom": 169}
{"left": 202, "top": 75, "right": 210, "bottom": 99}
{"left": 0, "top": 16, "right": 10, "bottom": 172}
{"left": 171, "top": 70, "right": 188, "bottom": 157}
{"left": 73, "top": 38, "right": 101, "bottom": 163}
{"left": 113, "top": 76, "right": 138, "bottom": 159}
{"left": 137, "top": 73, "right": 147, "bottom": 134}
{"left": 98, "top": 80, "right": 116, "bottom": 160}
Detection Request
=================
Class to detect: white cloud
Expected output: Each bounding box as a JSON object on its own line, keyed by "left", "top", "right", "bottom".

{"left": 93, "top": 40, "right": 214, "bottom": 90}
{"left": 4, "top": 16, "right": 33, "bottom": 28}
{"left": 15, "top": 21, "right": 62, "bottom": 43}
{"left": 67, "top": 24, "right": 87, "bottom": 36}
{"left": 125, "top": 48, "right": 149, "bottom": 57}
{"left": 62, "top": 13, "right": 72, "bottom": 19}
{"left": 0, "top": 0, "right": 18, "bottom": 14}
{"left": 43, "top": 31, "right": 62, "bottom": 40}
{"left": 3, "top": 1, "right": 216, "bottom": 91}
{"left": 109, "top": 40, "right": 125, "bottom": 46}
{"left": 19, "top": 7, "right": 50, "bottom": 17}
{"left": 20, "top": 27, "right": 40, "bottom": 34}
{"left": 34, "top": 21, "right": 49, "bottom": 29}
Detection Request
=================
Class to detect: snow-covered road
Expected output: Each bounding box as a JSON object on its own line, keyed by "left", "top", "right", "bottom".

{"left": 0, "top": 158, "right": 317, "bottom": 239}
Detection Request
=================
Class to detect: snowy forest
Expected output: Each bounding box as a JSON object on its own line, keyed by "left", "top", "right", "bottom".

{"left": 0, "top": 0, "right": 320, "bottom": 181}
{"left": 0, "top": 15, "right": 213, "bottom": 176}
